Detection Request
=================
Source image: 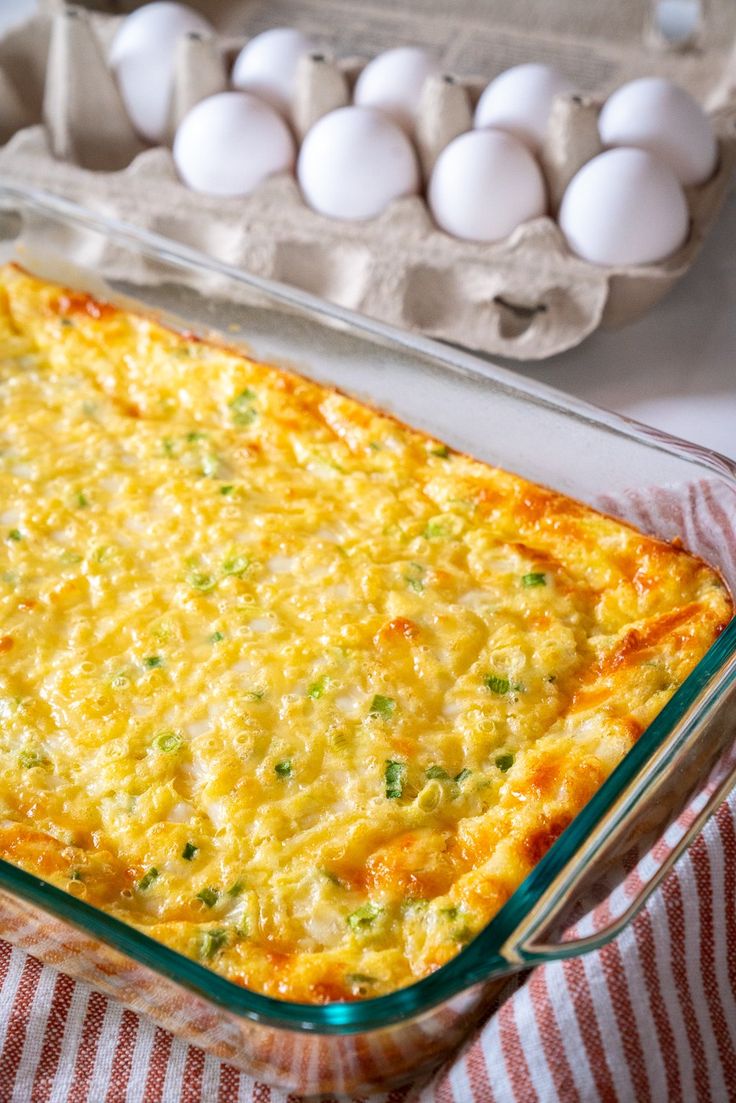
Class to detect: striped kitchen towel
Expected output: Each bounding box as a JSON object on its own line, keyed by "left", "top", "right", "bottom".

{"left": 0, "top": 788, "right": 734, "bottom": 1103}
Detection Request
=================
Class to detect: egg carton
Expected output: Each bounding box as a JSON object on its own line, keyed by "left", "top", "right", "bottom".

{"left": 0, "top": 1, "right": 734, "bottom": 359}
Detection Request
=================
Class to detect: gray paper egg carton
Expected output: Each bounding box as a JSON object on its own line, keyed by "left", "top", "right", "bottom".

{"left": 0, "top": 0, "right": 734, "bottom": 359}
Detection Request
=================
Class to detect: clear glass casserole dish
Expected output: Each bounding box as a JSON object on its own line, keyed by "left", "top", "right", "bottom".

{"left": 0, "top": 183, "right": 735, "bottom": 1098}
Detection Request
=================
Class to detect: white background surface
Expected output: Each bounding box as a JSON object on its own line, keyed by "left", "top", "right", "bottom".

{"left": 509, "top": 186, "right": 736, "bottom": 461}
{"left": 0, "top": 0, "right": 37, "bottom": 35}
{"left": 2, "top": 0, "right": 733, "bottom": 460}
{"left": 507, "top": 188, "right": 736, "bottom": 461}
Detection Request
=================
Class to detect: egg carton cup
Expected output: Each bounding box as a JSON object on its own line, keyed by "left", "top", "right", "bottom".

{"left": 0, "top": 2, "right": 733, "bottom": 360}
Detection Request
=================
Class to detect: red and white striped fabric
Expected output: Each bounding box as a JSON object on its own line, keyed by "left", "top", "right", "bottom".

{"left": 0, "top": 790, "right": 734, "bottom": 1102}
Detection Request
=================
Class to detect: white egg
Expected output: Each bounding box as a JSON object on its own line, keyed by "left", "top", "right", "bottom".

{"left": 598, "top": 77, "right": 717, "bottom": 187}
{"left": 559, "top": 147, "right": 689, "bottom": 266}
{"left": 232, "top": 27, "right": 315, "bottom": 118}
{"left": 353, "top": 47, "right": 438, "bottom": 133}
{"left": 173, "top": 92, "right": 295, "bottom": 196}
{"left": 109, "top": 1, "right": 213, "bottom": 144}
{"left": 428, "top": 129, "right": 546, "bottom": 243}
{"left": 474, "top": 63, "right": 574, "bottom": 153}
{"left": 297, "top": 106, "right": 419, "bottom": 221}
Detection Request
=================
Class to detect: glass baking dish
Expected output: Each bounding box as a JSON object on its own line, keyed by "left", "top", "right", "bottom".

{"left": 0, "top": 183, "right": 735, "bottom": 1098}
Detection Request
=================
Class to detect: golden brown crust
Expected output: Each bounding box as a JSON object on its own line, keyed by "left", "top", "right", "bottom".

{"left": 0, "top": 264, "right": 730, "bottom": 1002}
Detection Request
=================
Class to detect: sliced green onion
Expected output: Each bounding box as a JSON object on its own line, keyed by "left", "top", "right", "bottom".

{"left": 422, "top": 521, "right": 445, "bottom": 539}
{"left": 230, "top": 390, "right": 257, "bottom": 427}
{"left": 385, "top": 759, "right": 406, "bottom": 799}
{"left": 219, "top": 485, "right": 234, "bottom": 496}
{"left": 455, "top": 767, "right": 472, "bottom": 783}
{"left": 138, "top": 867, "right": 158, "bottom": 891}
{"left": 182, "top": 842, "right": 198, "bottom": 861}
{"left": 144, "top": 655, "right": 163, "bottom": 669}
{"left": 222, "top": 555, "right": 250, "bottom": 577}
{"left": 425, "top": 764, "right": 449, "bottom": 780}
{"left": 495, "top": 752, "right": 515, "bottom": 773}
{"left": 370, "top": 695, "right": 395, "bottom": 720}
{"left": 485, "top": 674, "right": 510, "bottom": 695}
{"left": 307, "top": 677, "right": 327, "bottom": 699}
{"left": 404, "top": 562, "right": 425, "bottom": 593}
{"left": 230, "top": 387, "right": 256, "bottom": 408}
{"left": 227, "top": 879, "right": 245, "bottom": 897}
{"left": 275, "top": 759, "right": 292, "bottom": 778}
{"left": 76, "top": 492, "right": 89, "bottom": 508}
{"left": 185, "top": 430, "right": 206, "bottom": 442}
{"left": 245, "top": 689, "right": 265, "bottom": 701}
{"left": 208, "top": 631, "right": 224, "bottom": 643}
{"left": 522, "top": 572, "right": 546, "bottom": 587}
{"left": 200, "top": 928, "right": 228, "bottom": 959}
{"left": 196, "top": 886, "right": 219, "bottom": 908}
{"left": 347, "top": 902, "right": 382, "bottom": 931}
{"left": 154, "top": 730, "right": 182, "bottom": 753}
{"left": 189, "top": 570, "right": 217, "bottom": 592}
{"left": 7, "top": 529, "right": 21, "bottom": 542}
{"left": 18, "top": 749, "right": 48, "bottom": 769}
{"left": 430, "top": 444, "right": 449, "bottom": 458}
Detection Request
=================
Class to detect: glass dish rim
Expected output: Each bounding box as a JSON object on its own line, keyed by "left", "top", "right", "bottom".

{"left": 0, "top": 182, "right": 734, "bottom": 1036}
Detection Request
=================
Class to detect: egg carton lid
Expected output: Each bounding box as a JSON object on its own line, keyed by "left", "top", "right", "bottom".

{"left": 0, "top": 0, "right": 733, "bottom": 361}
{"left": 74, "top": 0, "right": 736, "bottom": 108}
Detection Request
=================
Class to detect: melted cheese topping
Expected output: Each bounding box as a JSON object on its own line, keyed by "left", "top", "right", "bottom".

{"left": 0, "top": 266, "right": 730, "bottom": 1003}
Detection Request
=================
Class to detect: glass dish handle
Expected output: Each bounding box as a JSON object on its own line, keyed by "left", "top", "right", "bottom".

{"left": 513, "top": 666, "right": 736, "bottom": 966}
{"left": 512, "top": 762, "right": 736, "bottom": 965}
{"left": 467, "top": 654, "right": 736, "bottom": 975}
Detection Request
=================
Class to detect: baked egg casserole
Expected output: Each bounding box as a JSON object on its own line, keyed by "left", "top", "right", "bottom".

{"left": 0, "top": 265, "right": 730, "bottom": 1003}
